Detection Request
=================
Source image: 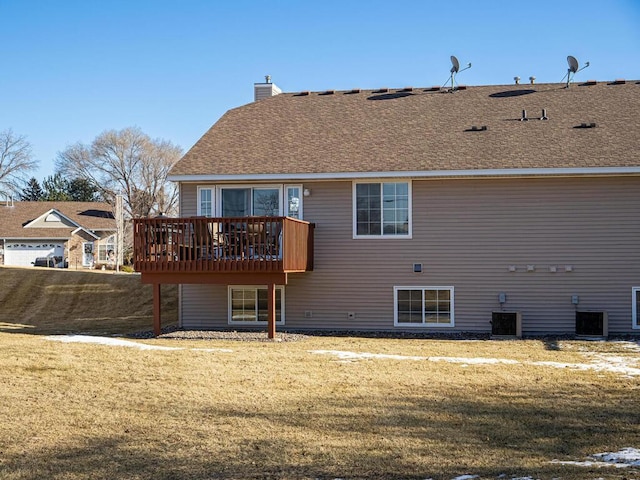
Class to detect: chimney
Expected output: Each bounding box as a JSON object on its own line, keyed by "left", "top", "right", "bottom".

{"left": 254, "top": 75, "right": 282, "bottom": 101}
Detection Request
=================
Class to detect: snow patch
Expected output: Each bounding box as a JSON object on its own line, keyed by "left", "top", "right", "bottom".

{"left": 311, "top": 345, "right": 640, "bottom": 378}
{"left": 45, "top": 335, "right": 234, "bottom": 353}
{"left": 551, "top": 447, "right": 640, "bottom": 468}
{"left": 46, "top": 335, "right": 182, "bottom": 351}
{"left": 592, "top": 447, "right": 640, "bottom": 466}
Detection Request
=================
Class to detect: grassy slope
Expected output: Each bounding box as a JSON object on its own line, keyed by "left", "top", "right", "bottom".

{"left": 0, "top": 267, "right": 177, "bottom": 335}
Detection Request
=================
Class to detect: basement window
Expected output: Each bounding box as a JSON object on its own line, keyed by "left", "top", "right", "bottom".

{"left": 228, "top": 286, "right": 284, "bottom": 325}
{"left": 394, "top": 286, "right": 454, "bottom": 327}
{"left": 633, "top": 287, "right": 640, "bottom": 330}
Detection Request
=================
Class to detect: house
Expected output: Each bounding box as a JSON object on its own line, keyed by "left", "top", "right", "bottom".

{"left": 0, "top": 201, "right": 117, "bottom": 269}
{"left": 134, "top": 77, "right": 640, "bottom": 337}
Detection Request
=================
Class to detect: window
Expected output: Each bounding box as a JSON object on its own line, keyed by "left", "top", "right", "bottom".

{"left": 220, "top": 187, "right": 281, "bottom": 217}
{"left": 633, "top": 288, "right": 640, "bottom": 330}
{"left": 394, "top": 287, "right": 454, "bottom": 327}
{"left": 198, "top": 187, "right": 213, "bottom": 216}
{"left": 97, "top": 235, "right": 115, "bottom": 262}
{"left": 228, "top": 286, "right": 284, "bottom": 324}
{"left": 285, "top": 185, "right": 302, "bottom": 219}
{"left": 354, "top": 181, "right": 410, "bottom": 237}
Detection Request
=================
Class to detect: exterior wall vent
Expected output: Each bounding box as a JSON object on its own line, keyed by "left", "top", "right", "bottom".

{"left": 576, "top": 311, "right": 608, "bottom": 337}
{"left": 491, "top": 311, "right": 522, "bottom": 337}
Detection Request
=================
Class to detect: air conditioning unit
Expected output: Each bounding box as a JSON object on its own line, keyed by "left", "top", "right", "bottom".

{"left": 575, "top": 311, "right": 608, "bottom": 337}
{"left": 491, "top": 311, "right": 522, "bottom": 338}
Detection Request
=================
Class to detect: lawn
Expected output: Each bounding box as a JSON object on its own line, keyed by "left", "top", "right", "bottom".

{"left": 0, "top": 331, "right": 638, "bottom": 480}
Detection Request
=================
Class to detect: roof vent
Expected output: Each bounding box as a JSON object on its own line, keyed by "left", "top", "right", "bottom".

{"left": 374, "top": 88, "right": 389, "bottom": 93}
{"left": 399, "top": 87, "right": 413, "bottom": 92}
{"left": 466, "top": 125, "right": 488, "bottom": 132}
{"left": 514, "top": 76, "right": 520, "bottom": 85}
{"left": 319, "top": 90, "right": 335, "bottom": 95}
{"left": 575, "top": 122, "right": 597, "bottom": 129}
{"left": 610, "top": 79, "right": 626, "bottom": 85}
{"left": 581, "top": 80, "right": 598, "bottom": 86}
{"left": 346, "top": 89, "right": 361, "bottom": 94}
{"left": 529, "top": 76, "right": 536, "bottom": 85}
{"left": 521, "top": 109, "right": 528, "bottom": 121}
{"left": 540, "top": 109, "right": 549, "bottom": 120}
{"left": 426, "top": 86, "right": 441, "bottom": 92}
{"left": 254, "top": 77, "right": 282, "bottom": 101}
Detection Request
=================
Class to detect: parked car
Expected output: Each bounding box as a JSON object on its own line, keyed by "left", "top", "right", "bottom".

{"left": 32, "top": 256, "right": 68, "bottom": 268}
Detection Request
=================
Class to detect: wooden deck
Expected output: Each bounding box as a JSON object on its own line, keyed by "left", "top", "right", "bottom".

{"left": 133, "top": 216, "right": 314, "bottom": 338}
{"left": 133, "top": 216, "right": 314, "bottom": 275}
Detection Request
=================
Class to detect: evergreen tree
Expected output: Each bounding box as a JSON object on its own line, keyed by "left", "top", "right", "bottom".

{"left": 67, "top": 177, "right": 100, "bottom": 201}
{"left": 20, "top": 177, "right": 44, "bottom": 201}
{"left": 43, "top": 173, "right": 70, "bottom": 201}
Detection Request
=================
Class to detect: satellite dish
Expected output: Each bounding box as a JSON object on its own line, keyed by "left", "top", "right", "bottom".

{"left": 450, "top": 55, "right": 460, "bottom": 74}
{"left": 567, "top": 55, "right": 579, "bottom": 74}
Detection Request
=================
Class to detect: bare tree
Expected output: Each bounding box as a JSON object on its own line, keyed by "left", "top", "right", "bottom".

{"left": 0, "top": 129, "right": 39, "bottom": 197}
{"left": 56, "top": 127, "right": 181, "bottom": 218}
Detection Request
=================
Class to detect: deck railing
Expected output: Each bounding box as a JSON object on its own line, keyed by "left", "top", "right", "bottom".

{"left": 133, "top": 216, "right": 314, "bottom": 274}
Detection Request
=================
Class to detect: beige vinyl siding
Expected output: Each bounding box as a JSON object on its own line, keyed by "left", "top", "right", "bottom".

{"left": 178, "top": 176, "right": 640, "bottom": 335}
{"left": 180, "top": 183, "right": 198, "bottom": 217}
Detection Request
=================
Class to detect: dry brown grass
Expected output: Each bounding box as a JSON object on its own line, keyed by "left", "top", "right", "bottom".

{"left": 0, "top": 332, "right": 638, "bottom": 480}
{"left": 0, "top": 266, "right": 177, "bottom": 334}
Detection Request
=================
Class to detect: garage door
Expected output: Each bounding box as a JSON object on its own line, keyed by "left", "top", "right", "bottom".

{"left": 4, "top": 242, "right": 64, "bottom": 267}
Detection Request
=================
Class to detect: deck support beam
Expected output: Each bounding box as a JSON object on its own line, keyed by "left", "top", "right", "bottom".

{"left": 153, "top": 283, "right": 162, "bottom": 337}
{"left": 267, "top": 282, "right": 276, "bottom": 339}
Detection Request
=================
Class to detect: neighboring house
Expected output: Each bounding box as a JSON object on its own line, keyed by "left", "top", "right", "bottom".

{"left": 0, "top": 201, "right": 116, "bottom": 269}
{"left": 134, "top": 78, "right": 640, "bottom": 337}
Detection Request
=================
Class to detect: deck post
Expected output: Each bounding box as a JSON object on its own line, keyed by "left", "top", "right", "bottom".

{"left": 153, "top": 283, "right": 162, "bottom": 337}
{"left": 267, "top": 282, "right": 276, "bottom": 339}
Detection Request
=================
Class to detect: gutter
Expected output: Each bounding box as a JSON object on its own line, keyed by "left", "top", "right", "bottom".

{"left": 168, "top": 166, "right": 640, "bottom": 183}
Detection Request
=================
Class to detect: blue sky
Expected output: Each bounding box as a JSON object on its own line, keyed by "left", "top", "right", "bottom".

{"left": 1, "top": 0, "right": 638, "bottom": 182}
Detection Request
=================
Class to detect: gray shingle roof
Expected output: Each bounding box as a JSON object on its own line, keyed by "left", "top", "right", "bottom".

{"left": 0, "top": 202, "right": 115, "bottom": 239}
{"left": 170, "top": 81, "right": 640, "bottom": 179}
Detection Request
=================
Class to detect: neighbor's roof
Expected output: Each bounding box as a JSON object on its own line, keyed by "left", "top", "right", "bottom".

{"left": 170, "top": 80, "right": 640, "bottom": 180}
{"left": 0, "top": 202, "right": 115, "bottom": 239}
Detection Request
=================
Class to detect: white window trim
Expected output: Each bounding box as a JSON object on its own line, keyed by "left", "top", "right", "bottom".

{"left": 227, "top": 285, "right": 285, "bottom": 325}
{"left": 352, "top": 179, "right": 412, "bottom": 239}
{"left": 633, "top": 287, "right": 640, "bottom": 330}
{"left": 197, "top": 186, "right": 214, "bottom": 217}
{"left": 285, "top": 184, "right": 303, "bottom": 219}
{"left": 216, "top": 184, "right": 284, "bottom": 217}
{"left": 97, "top": 235, "right": 116, "bottom": 262}
{"left": 394, "top": 286, "right": 455, "bottom": 328}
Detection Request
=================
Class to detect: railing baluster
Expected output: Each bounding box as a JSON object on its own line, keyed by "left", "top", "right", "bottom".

{"left": 133, "top": 216, "right": 311, "bottom": 274}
